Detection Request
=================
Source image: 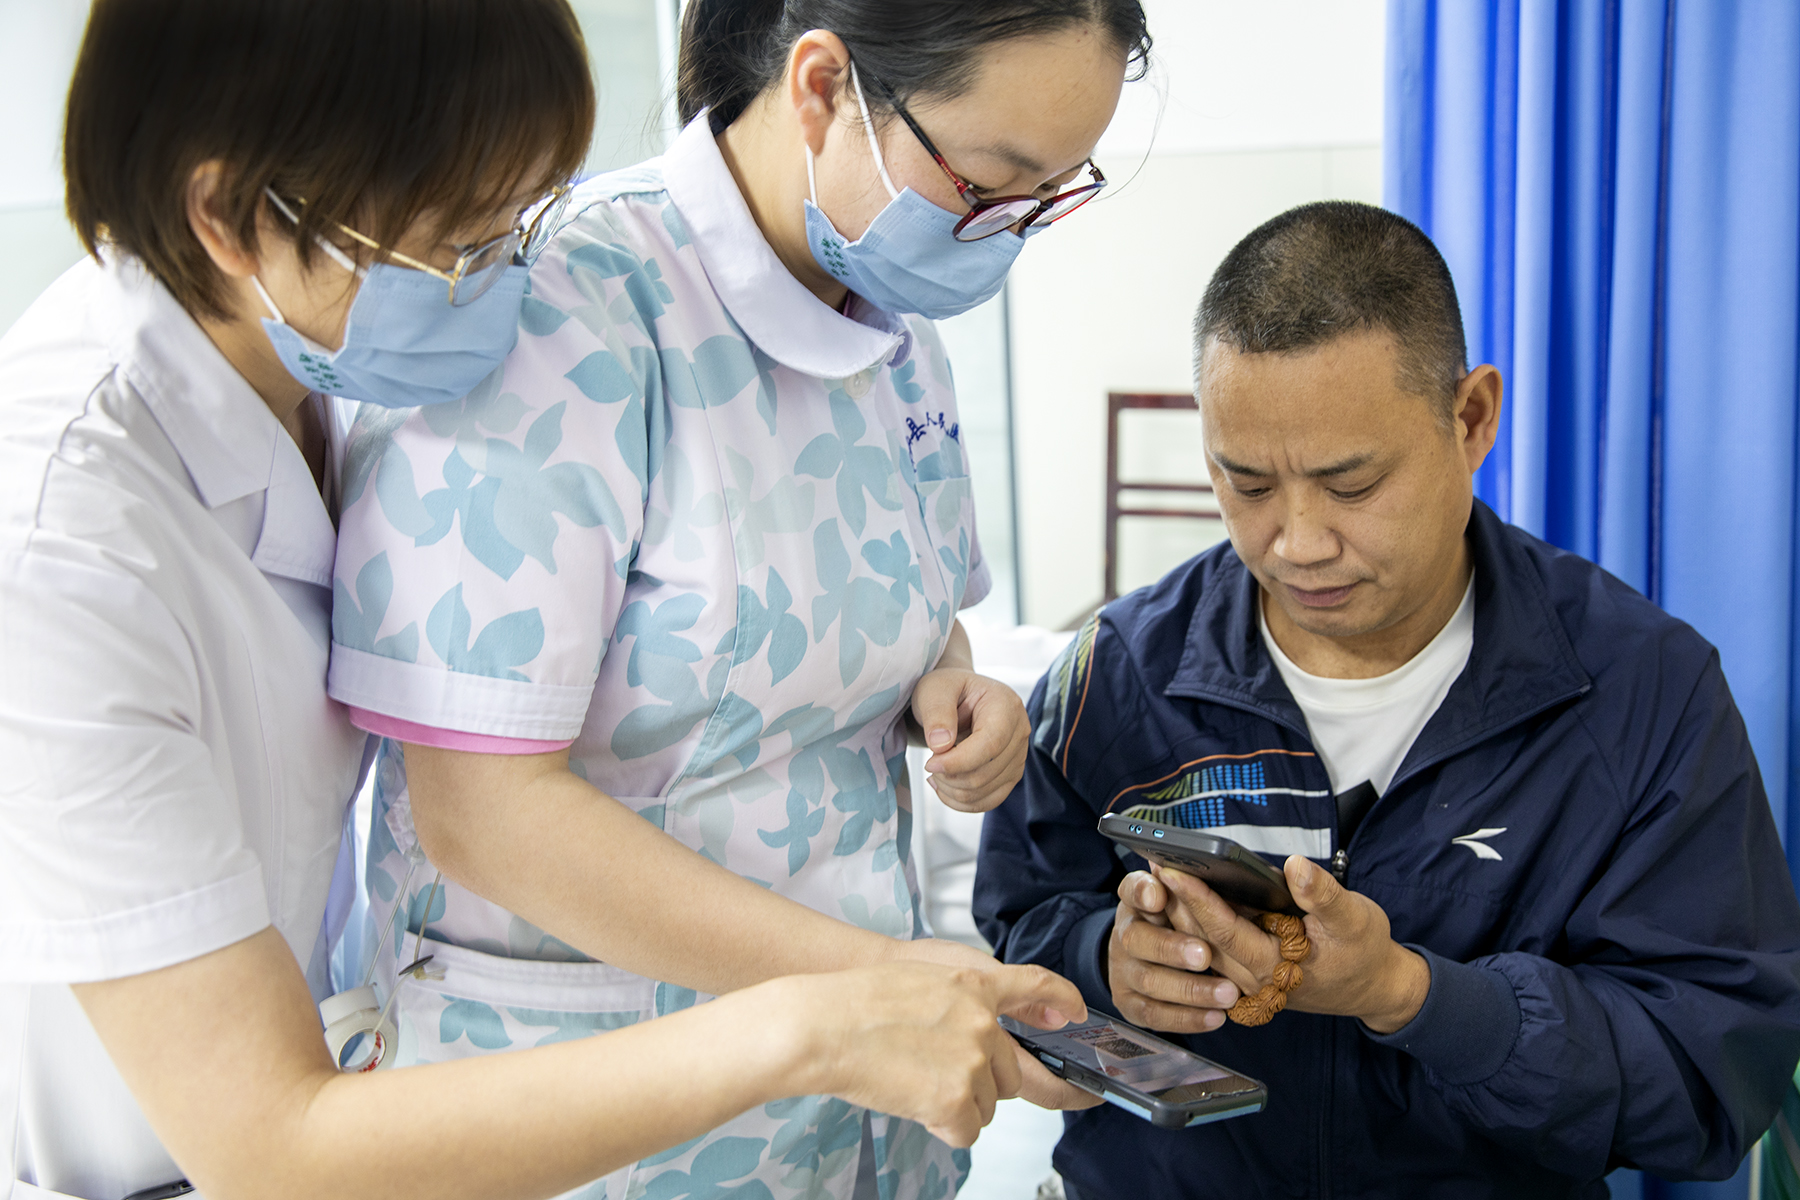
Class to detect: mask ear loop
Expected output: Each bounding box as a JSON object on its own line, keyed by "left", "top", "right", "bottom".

{"left": 250, "top": 275, "right": 287, "bottom": 325}
{"left": 848, "top": 63, "right": 900, "bottom": 200}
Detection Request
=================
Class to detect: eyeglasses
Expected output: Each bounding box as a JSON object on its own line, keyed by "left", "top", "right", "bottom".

{"left": 866, "top": 74, "right": 1106, "bottom": 243}
{"left": 266, "top": 185, "right": 574, "bottom": 306}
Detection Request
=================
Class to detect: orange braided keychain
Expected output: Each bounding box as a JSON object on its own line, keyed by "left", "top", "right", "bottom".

{"left": 1225, "top": 912, "right": 1311, "bottom": 1027}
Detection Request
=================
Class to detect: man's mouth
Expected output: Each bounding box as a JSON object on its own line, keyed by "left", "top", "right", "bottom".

{"left": 1284, "top": 581, "right": 1359, "bottom": 608}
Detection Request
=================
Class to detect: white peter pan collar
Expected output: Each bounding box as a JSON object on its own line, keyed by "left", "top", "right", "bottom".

{"left": 104, "top": 255, "right": 338, "bottom": 588}
{"left": 662, "top": 113, "right": 905, "bottom": 380}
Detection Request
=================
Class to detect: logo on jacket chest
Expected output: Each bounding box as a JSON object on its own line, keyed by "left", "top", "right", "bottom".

{"left": 1450, "top": 826, "right": 1507, "bottom": 860}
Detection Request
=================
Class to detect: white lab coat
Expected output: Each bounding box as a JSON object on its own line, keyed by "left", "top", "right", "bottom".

{"left": 0, "top": 255, "right": 368, "bottom": 1199}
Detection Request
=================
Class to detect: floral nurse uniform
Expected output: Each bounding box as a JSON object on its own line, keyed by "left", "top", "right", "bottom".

{"left": 326, "top": 114, "right": 987, "bottom": 1200}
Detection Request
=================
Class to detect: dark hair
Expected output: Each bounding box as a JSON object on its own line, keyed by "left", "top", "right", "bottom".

{"left": 677, "top": 0, "right": 1151, "bottom": 131}
{"left": 65, "top": 0, "right": 595, "bottom": 321}
{"left": 1194, "top": 201, "right": 1469, "bottom": 419}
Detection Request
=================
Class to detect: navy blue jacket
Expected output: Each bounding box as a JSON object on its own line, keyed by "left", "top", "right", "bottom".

{"left": 975, "top": 502, "right": 1800, "bottom": 1199}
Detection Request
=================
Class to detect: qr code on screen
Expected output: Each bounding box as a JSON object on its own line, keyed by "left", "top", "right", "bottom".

{"left": 1067, "top": 1027, "right": 1156, "bottom": 1059}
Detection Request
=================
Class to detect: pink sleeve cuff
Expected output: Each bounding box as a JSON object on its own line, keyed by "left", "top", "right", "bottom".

{"left": 347, "top": 707, "right": 575, "bottom": 756}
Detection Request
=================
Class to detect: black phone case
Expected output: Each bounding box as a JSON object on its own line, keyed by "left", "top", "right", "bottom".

{"left": 1098, "top": 814, "right": 1302, "bottom": 915}
{"left": 1002, "top": 1017, "right": 1267, "bottom": 1129}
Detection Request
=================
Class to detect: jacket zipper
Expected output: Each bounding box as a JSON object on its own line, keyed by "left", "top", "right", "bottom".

{"left": 1331, "top": 847, "right": 1349, "bottom": 881}
{"left": 1317, "top": 1016, "right": 1335, "bottom": 1198}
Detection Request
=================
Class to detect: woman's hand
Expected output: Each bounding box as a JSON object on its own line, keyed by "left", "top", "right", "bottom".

{"left": 886, "top": 937, "right": 1102, "bottom": 1115}
{"left": 909, "top": 618, "right": 1031, "bottom": 813}
{"left": 70, "top": 929, "right": 1084, "bottom": 1200}
{"left": 775, "top": 959, "right": 1096, "bottom": 1146}
{"left": 910, "top": 665, "right": 1030, "bottom": 813}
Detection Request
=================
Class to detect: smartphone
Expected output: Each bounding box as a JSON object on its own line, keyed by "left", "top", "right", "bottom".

{"left": 1003, "top": 1013, "right": 1267, "bottom": 1129}
{"left": 1098, "top": 814, "right": 1301, "bottom": 915}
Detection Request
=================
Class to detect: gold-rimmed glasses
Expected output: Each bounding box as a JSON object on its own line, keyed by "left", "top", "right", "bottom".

{"left": 266, "top": 184, "right": 573, "bottom": 306}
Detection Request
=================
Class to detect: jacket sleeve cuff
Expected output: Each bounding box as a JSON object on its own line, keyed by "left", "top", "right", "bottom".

{"left": 1064, "top": 905, "right": 1121, "bottom": 1017}
{"left": 1361, "top": 944, "right": 1520, "bottom": 1085}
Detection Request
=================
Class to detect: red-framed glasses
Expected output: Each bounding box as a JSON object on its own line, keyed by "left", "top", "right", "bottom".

{"left": 868, "top": 73, "right": 1106, "bottom": 242}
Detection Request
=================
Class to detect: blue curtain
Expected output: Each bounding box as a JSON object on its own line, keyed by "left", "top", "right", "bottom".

{"left": 1385, "top": 2, "right": 1800, "bottom": 1197}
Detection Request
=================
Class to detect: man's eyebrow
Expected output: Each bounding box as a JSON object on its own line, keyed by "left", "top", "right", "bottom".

{"left": 1210, "top": 452, "right": 1270, "bottom": 477}
{"left": 1210, "top": 452, "right": 1378, "bottom": 478}
{"left": 1304, "top": 453, "right": 1377, "bottom": 478}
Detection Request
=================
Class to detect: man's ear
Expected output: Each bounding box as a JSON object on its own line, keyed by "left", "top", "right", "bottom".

{"left": 1452, "top": 364, "right": 1503, "bottom": 475}
{"left": 185, "top": 161, "right": 260, "bottom": 281}
{"left": 787, "top": 30, "right": 854, "bottom": 158}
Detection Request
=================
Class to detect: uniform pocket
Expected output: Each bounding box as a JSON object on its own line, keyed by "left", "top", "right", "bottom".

{"left": 372, "top": 938, "right": 660, "bottom": 1200}
{"left": 377, "top": 933, "right": 657, "bottom": 1064}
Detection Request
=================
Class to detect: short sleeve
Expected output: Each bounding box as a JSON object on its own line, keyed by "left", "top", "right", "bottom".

{"left": 327, "top": 207, "right": 660, "bottom": 743}
{"left": 0, "top": 552, "right": 269, "bottom": 981}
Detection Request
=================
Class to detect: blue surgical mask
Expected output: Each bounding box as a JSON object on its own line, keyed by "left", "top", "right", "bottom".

{"left": 253, "top": 221, "right": 527, "bottom": 409}
{"left": 803, "top": 65, "right": 1025, "bottom": 320}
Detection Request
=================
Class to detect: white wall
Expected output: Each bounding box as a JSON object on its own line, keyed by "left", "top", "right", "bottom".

{"left": 1009, "top": 0, "right": 1386, "bottom": 630}
{"left": 0, "top": 0, "right": 88, "bottom": 335}
{"left": 0, "top": 1, "right": 678, "bottom": 338}
{"left": 0, "top": 0, "right": 1387, "bottom": 630}
{"left": 570, "top": 0, "right": 681, "bottom": 173}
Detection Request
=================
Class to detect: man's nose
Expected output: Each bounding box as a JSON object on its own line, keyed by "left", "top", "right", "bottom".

{"left": 1272, "top": 494, "right": 1340, "bottom": 567}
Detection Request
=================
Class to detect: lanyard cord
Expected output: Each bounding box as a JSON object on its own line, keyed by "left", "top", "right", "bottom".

{"left": 366, "top": 870, "right": 445, "bottom": 1043}
{"left": 358, "top": 853, "right": 422, "bottom": 990}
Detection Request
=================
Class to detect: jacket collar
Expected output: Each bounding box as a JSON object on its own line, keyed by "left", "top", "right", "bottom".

{"left": 1166, "top": 501, "right": 1593, "bottom": 763}
{"left": 661, "top": 112, "right": 905, "bottom": 380}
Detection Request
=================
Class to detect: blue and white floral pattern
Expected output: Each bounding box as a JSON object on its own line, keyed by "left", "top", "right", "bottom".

{"left": 328, "top": 121, "right": 985, "bottom": 1200}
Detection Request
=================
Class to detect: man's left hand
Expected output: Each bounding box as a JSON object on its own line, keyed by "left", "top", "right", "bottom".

{"left": 1154, "top": 855, "right": 1431, "bottom": 1033}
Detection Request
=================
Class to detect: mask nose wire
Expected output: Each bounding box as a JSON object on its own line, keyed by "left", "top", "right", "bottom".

{"left": 848, "top": 63, "right": 900, "bottom": 201}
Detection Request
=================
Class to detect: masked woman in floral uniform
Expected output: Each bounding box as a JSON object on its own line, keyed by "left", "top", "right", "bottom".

{"left": 327, "top": 3, "right": 1148, "bottom": 1199}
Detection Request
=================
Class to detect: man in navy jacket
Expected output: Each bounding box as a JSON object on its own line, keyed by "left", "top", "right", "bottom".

{"left": 975, "top": 201, "right": 1800, "bottom": 1198}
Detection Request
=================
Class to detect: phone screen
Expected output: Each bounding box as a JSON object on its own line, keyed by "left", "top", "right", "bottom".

{"left": 1017, "top": 1015, "right": 1251, "bottom": 1100}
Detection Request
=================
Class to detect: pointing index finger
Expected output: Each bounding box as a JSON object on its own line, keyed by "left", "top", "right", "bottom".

{"left": 988, "top": 963, "right": 1088, "bottom": 1028}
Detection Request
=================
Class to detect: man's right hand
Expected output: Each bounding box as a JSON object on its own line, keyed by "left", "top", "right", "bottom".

{"left": 1107, "top": 870, "right": 1240, "bottom": 1033}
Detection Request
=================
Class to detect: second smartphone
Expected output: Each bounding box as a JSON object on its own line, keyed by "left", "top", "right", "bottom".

{"left": 1003, "top": 1013, "right": 1267, "bottom": 1129}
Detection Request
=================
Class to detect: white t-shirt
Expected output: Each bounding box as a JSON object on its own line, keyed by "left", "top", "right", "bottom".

{"left": 0, "top": 255, "right": 368, "bottom": 1199}
{"left": 1261, "top": 576, "right": 1475, "bottom": 797}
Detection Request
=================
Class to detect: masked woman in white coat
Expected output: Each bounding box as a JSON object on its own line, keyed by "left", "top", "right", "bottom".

{"left": 0, "top": 3, "right": 1085, "bottom": 1198}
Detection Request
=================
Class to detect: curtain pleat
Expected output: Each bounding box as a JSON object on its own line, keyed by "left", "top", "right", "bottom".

{"left": 1387, "top": 4, "right": 1800, "bottom": 1196}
